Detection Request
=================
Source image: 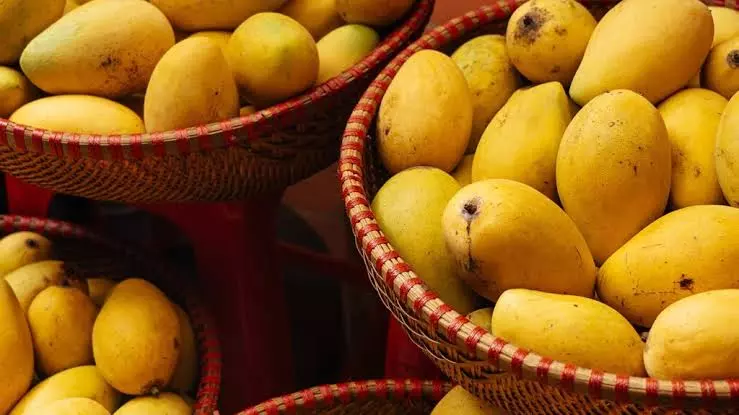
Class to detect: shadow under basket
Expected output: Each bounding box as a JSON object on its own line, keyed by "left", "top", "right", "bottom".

{"left": 339, "top": 1, "right": 739, "bottom": 414}
{"left": 237, "top": 379, "right": 451, "bottom": 415}
{"left": 0, "top": 215, "right": 221, "bottom": 414}
{"left": 0, "top": 0, "right": 434, "bottom": 203}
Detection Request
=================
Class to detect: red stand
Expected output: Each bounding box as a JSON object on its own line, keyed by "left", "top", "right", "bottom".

{"left": 5, "top": 175, "right": 295, "bottom": 414}
{"left": 384, "top": 318, "right": 444, "bottom": 379}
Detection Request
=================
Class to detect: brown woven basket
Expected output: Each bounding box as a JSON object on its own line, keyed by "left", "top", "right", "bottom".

{"left": 237, "top": 379, "right": 451, "bottom": 415}
{"left": 339, "top": 1, "right": 739, "bottom": 413}
{"left": 0, "top": 1, "right": 433, "bottom": 203}
{"left": 0, "top": 215, "right": 221, "bottom": 414}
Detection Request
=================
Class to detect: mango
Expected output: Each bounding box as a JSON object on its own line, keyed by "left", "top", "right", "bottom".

{"left": 279, "top": 0, "right": 343, "bottom": 40}
{"left": 716, "top": 91, "right": 739, "bottom": 206}
{"left": 0, "top": 67, "right": 38, "bottom": 118}
{"left": 472, "top": 82, "right": 571, "bottom": 201}
{"left": 710, "top": 6, "right": 739, "bottom": 47}
{"left": 597, "top": 205, "right": 739, "bottom": 327}
{"left": 556, "top": 90, "right": 671, "bottom": 264}
{"left": 63, "top": 0, "right": 79, "bottom": 14}
{"left": 377, "top": 50, "right": 472, "bottom": 174}
{"left": 451, "top": 35, "right": 520, "bottom": 152}
{"left": 87, "top": 278, "right": 117, "bottom": 308}
{"left": 569, "top": 0, "right": 713, "bottom": 105}
{"left": 645, "top": 289, "right": 739, "bottom": 380}
{"left": 112, "top": 393, "right": 190, "bottom": 415}
{"left": 150, "top": 0, "right": 286, "bottom": 31}
{"left": 658, "top": 88, "right": 727, "bottom": 208}
{"left": 169, "top": 304, "right": 199, "bottom": 395}
{"left": 451, "top": 155, "right": 474, "bottom": 187}
{"left": 186, "top": 31, "right": 232, "bottom": 57}
{"left": 228, "top": 13, "right": 318, "bottom": 107}
{"left": 0, "top": 232, "right": 51, "bottom": 277}
{"left": 442, "top": 179, "right": 596, "bottom": 302}
{"left": 505, "top": 0, "right": 596, "bottom": 85}
{"left": 704, "top": 35, "right": 739, "bottom": 99}
{"left": 144, "top": 37, "right": 239, "bottom": 133}
{"left": 492, "top": 289, "right": 646, "bottom": 376}
{"left": 372, "top": 167, "right": 480, "bottom": 314}
{"left": 431, "top": 386, "right": 502, "bottom": 415}
{"left": 0, "top": 279, "right": 34, "bottom": 414}
{"left": 336, "top": 0, "right": 415, "bottom": 26}
{"left": 315, "top": 24, "right": 379, "bottom": 85}
{"left": 466, "top": 308, "right": 493, "bottom": 333}
{"left": 20, "top": 0, "right": 175, "bottom": 98}
{"left": 28, "top": 398, "right": 110, "bottom": 415}
{"left": 0, "top": 0, "right": 65, "bottom": 64}
{"left": 11, "top": 95, "right": 145, "bottom": 135}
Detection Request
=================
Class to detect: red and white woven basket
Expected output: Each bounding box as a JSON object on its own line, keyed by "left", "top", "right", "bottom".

{"left": 0, "top": 215, "right": 222, "bottom": 414}
{"left": 339, "top": 1, "right": 739, "bottom": 413}
{"left": 0, "top": 0, "right": 434, "bottom": 203}
{"left": 237, "top": 379, "right": 451, "bottom": 415}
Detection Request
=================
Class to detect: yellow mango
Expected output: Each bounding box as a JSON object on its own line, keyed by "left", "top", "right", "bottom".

{"left": 0, "top": 67, "right": 37, "bottom": 119}
{"left": 377, "top": 50, "right": 472, "bottom": 174}
{"left": 0, "top": 0, "right": 65, "bottom": 64}
{"left": 492, "top": 289, "right": 646, "bottom": 376}
{"left": 0, "top": 279, "right": 34, "bottom": 414}
{"left": 431, "top": 386, "right": 502, "bottom": 415}
{"left": 335, "top": 0, "right": 414, "bottom": 26}
{"left": 598, "top": 205, "right": 739, "bottom": 327}
{"left": 570, "top": 0, "right": 713, "bottom": 105}
{"left": 466, "top": 308, "right": 493, "bottom": 333}
{"left": 442, "top": 179, "right": 596, "bottom": 302}
{"left": 451, "top": 35, "right": 520, "bottom": 152}
{"left": 150, "top": 0, "right": 286, "bottom": 31}
{"left": 20, "top": 0, "right": 175, "bottom": 98}
{"left": 315, "top": 24, "right": 379, "bottom": 85}
{"left": 186, "top": 31, "right": 232, "bottom": 57}
{"left": 704, "top": 35, "right": 739, "bottom": 99}
{"left": 716, "top": 91, "right": 739, "bottom": 206}
{"left": 472, "top": 82, "right": 571, "bottom": 201}
{"left": 279, "top": 0, "right": 343, "bottom": 40}
{"left": 556, "top": 90, "right": 671, "bottom": 264}
{"left": 645, "top": 289, "right": 739, "bottom": 380}
{"left": 451, "top": 155, "right": 474, "bottom": 187}
{"left": 28, "top": 398, "right": 110, "bottom": 415}
{"left": 658, "top": 88, "right": 727, "bottom": 208}
{"left": 710, "top": 6, "right": 739, "bottom": 47}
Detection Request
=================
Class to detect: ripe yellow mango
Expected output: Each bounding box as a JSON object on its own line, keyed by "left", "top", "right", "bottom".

{"left": 150, "top": 0, "right": 286, "bottom": 31}
{"left": 442, "top": 179, "right": 596, "bottom": 302}
{"left": 704, "top": 35, "right": 739, "bottom": 99}
{"left": 472, "top": 82, "right": 571, "bottom": 201}
{"left": 716, "top": 91, "right": 739, "bottom": 206}
{"left": 451, "top": 155, "right": 474, "bottom": 187}
{"left": 645, "top": 289, "right": 739, "bottom": 380}
{"left": 315, "top": 24, "right": 379, "bottom": 85}
{"left": 0, "top": 0, "right": 65, "bottom": 64}
{"left": 710, "top": 6, "right": 739, "bottom": 47}
{"left": 658, "top": 88, "right": 727, "bottom": 208}
{"left": 556, "top": 90, "right": 671, "bottom": 264}
{"left": 570, "top": 0, "right": 713, "bottom": 105}
{"left": 492, "top": 289, "right": 646, "bottom": 376}
{"left": 451, "top": 35, "right": 520, "bottom": 152}
{"left": 431, "top": 386, "right": 502, "bottom": 415}
{"left": 186, "top": 31, "right": 232, "bottom": 57}
{"left": 113, "top": 393, "right": 190, "bottom": 415}
{"left": 377, "top": 50, "right": 472, "bottom": 174}
{"left": 20, "top": 0, "right": 175, "bottom": 98}
{"left": 28, "top": 398, "right": 110, "bottom": 415}
{"left": 279, "top": 0, "right": 343, "bottom": 40}
{"left": 0, "top": 279, "right": 34, "bottom": 414}
{"left": 372, "top": 167, "right": 480, "bottom": 314}
{"left": 466, "top": 307, "right": 493, "bottom": 333}
{"left": 336, "top": 0, "right": 414, "bottom": 26}
{"left": 598, "top": 205, "right": 739, "bottom": 327}
{"left": 0, "top": 67, "right": 37, "bottom": 118}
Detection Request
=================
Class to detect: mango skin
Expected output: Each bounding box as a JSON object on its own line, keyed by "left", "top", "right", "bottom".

{"left": 657, "top": 88, "right": 727, "bottom": 208}
{"left": 279, "top": 0, "right": 343, "bottom": 40}
{"left": 150, "top": 0, "right": 287, "bottom": 31}
{"left": 315, "top": 24, "right": 379, "bottom": 85}
{"left": 492, "top": 289, "right": 646, "bottom": 376}
{"left": 710, "top": 6, "right": 739, "bottom": 47}
{"left": 716, "top": 91, "right": 739, "bottom": 206}
{"left": 556, "top": 90, "right": 671, "bottom": 264}
{"left": 442, "top": 179, "right": 596, "bottom": 302}
{"left": 598, "top": 205, "right": 739, "bottom": 328}
{"left": 335, "top": 0, "right": 414, "bottom": 26}
{"left": 703, "top": 35, "right": 739, "bottom": 100}
{"left": 0, "top": 0, "right": 65, "bottom": 64}
{"left": 0, "top": 67, "right": 38, "bottom": 119}
{"left": 472, "top": 82, "right": 571, "bottom": 201}
{"left": 451, "top": 155, "right": 474, "bottom": 187}
{"left": 20, "top": 0, "right": 175, "bottom": 98}
{"left": 377, "top": 50, "right": 472, "bottom": 174}
{"left": 372, "top": 167, "right": 481, "bottom": 314}
{"left": 0, "top": 279, "right": 34, "bottom": 415}
{"left": 451, "top": 35, "right": 520, "bottom": 152}
{"left": 431, "top": 386, "right": 502, "bottom": 415}
{"left": 569, "top": 0, "right": 713, "bottom": 105}
{"left": 645, "top": 289, "right": 739, "bottom": 380}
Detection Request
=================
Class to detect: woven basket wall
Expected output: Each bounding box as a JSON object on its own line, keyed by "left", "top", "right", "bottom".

{"left": 238, "top": 379, "right": 451, "bottom": 415}
{"left": 0, "top": 215, "right": 222, "bottom": 414}
{"left": 0, "top": 0, "right": 433, "bottom": 203}
{"left": 339, "top": 1, "right": 739, "bottom": 414}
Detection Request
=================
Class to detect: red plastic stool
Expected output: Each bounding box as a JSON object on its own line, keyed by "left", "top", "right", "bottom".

{"left": 5, "top": 175, "right": 295, "bottom": 414}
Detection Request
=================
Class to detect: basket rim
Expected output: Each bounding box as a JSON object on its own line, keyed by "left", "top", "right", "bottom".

{"left": 338, "top": 0, "right": 739, "bottom": 408}
{"left": 0, "top": 0, "right": 434, "bottom": 162}
{"left": 236, "top": 379, "right": 452, "bottom": 415}
{"left": 0, "top": 215, "right": 222, "bottom": 414}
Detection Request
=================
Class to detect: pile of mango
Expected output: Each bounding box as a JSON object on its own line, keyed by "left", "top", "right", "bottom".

{"left": 0, "top": 0, "right": 415, "bottom": 135}
{"left": 373, "top": 0, "right": 739, "bottom": 381}
{"left": 0, "top": 231, "right": 198, "bottom": 415}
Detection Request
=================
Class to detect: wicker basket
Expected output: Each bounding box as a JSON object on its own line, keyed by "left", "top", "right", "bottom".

{"left": 238, "top": 379, "right": 451, "bottom": 415}
{"left": 339, "top": 1, "right": 739, "bottom": 413}
{"left": 0, "top": 1, "right": 433, "bottom": 203}
{"left": 0, "top": 215, "right": 221, "bottom": 414}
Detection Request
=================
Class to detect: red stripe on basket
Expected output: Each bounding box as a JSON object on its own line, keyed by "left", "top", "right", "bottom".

{"left": 340, "top": 156, "right": 363, "bottom": 169}
{"left": 671, "top": 379, "right": 686, "bottom": 406}
{"left": 465, "top": 326, "right": 486, "bottom": 354}
{"left": 385, "top": 261, "right": 411, "bottom": 286}
{"left": 356, "top": 381, "right": 370, "bottom": 401}
{"left": 337, "top": 383, "right": 351, "bottom": 403}
{"left": 356, "top": 222, "right": 380, "bottom": 241}
{"left": 344, "top": 194, "right": 370, "bottom": 211}
{"left": 398, "top": 277, "right": 423, "bottom": 303}
{"left": 261, "top": 398, "right": 278, "bottom": 415}
{"left": 488, "top": 337, "right": 507, "bottom": 367}
{"left": 446, "top": 315, "right": 468, "bottom": 344}
{"left": 560, "top": 363, "right": 577, "bottom": 392}
{"left": 340, "top": 140, "right": 364, "bottom": 152}
{"left": 375, "top": 379, "right": 388, "bottom": 398}
{"left": 31, "top": 128, "right": 44, "bottom": 154}
{"left": 129, "top": 134, "right": 143, "bottom": 159}
{"left": 108, "top": 135, "right": 123, "bottom": 160}
{"left": 700, "top": 379, "right": 716, "bottom": 402}
{"left": 175, "top": 128, "right": 190, "bottom": 154}
{"left": 510, "top": 348, "right": 529, "bottom": 378}
{"left": 537, "top": 357, "right": 554, "bottom": 385}
{"left": 614, "top": 375, "right": 631, "bottom": 403}
{"left": 89, "top": 135, "right": 102, "bottom": 159}
{"left": 432, "top": 381, "right": 444, "bottom": 400}
{"left": 365, "top": 235, "right": 389, "bottom": 253}
{"left": 196, "top": 125, "right": 210, "bottom": 151}
{"left": 375, "top": 250, "right": 399, "bottom": 271}
{"left": 412, "top": 290, "right": 437, "bottom": 313}
{"left": 151, "top": 132, "right": 166, "bottom": 157}
{"left": 587, "top": 370, "right": 603, "bottom": 399}
{"left": 319, "top": 385, "right": 333, "bottom": 405}
{"left": 645, "top": 377, "right": 659, "bottom": 407}
{"left": 282, "top": 393, "right": 296, "bottom": 412}
{"left": 350, "top": 210, "right": 373, "bottom": 227}
{"left": 428, "top": 304, "right": 452, "bottom": 333}
{"left": 341, "top": 184, "right": 365, "bottom": 199}
{"left": 729, "top": 379, "right": 739, "bottom": 398}
{"left": 409, "top": 379, "right": 423, "bottom": 398}
{"left": 12, "top": 125, "right": 25, "bottom": 151}
{"left": 505, "top": 0, "right": 519, "bottom": 15}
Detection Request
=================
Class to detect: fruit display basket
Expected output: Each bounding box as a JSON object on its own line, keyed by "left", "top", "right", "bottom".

{"left": 0, "top": 0, "right": 433, "bottom": 203}
{"left": 238, "top": 379, "right": 451, "bottom": 415}
{"left": 339, "top": 1, "right": 739, "bottom": 413}
{"left": 0, "top": 215, "right": 221, "bottom": 414}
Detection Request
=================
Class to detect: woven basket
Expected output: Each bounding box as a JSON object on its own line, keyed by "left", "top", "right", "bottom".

{"left": 339, "top": 1, "right": 739, "bottom": 413}
{"left": 0, "top": 1, "right": 433, "bottom": 203}
{"left": 238, "top": 379, "right": 451, "bottom": 415}
{"left": 0, "top": 215, "right": 221, "bottom": 414}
